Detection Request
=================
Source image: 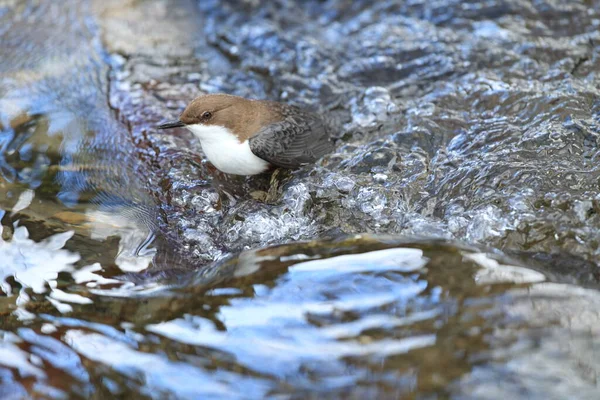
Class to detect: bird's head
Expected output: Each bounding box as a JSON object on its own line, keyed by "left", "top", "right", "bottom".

{"left": 157, "top": 93, "right": 264, "bottom": 142}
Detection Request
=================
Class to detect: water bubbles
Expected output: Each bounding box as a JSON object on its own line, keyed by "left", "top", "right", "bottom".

{"left": 351, "top": 87, "right": 398, "bottom": 128}
{"left": 331, "top": 175, "right": 356, "bottom": 193}
{"left": 283, "top": 183, "right": 312, "bottom": 216}
{"left": 466, "top": 206, "right": 511, "bottom": 243}
{"left": 573, "top": 200, "right": 594, "bottom": 223}
{"left": 190, "top": 190, "right": 220, "bottom": 213}
{"left": 373, "top": 173, "right": 388, "bottom": 183}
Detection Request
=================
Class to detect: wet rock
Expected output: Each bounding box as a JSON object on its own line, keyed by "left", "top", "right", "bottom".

{"left": 87, "top": 0, "right": 600, "bottom": 271}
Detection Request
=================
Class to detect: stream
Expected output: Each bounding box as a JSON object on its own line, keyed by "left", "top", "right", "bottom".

{"left": 1, "top": 0, "right": 600, "bottom": 398}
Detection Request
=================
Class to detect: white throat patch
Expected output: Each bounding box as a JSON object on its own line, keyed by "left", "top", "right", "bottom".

{"left": 186, "top": 124, "right": 269, "bottom": 175}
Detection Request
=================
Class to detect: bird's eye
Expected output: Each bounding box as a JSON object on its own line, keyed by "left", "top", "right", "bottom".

{"left": 202, "top": 111, "right": 212, "bottom": 120}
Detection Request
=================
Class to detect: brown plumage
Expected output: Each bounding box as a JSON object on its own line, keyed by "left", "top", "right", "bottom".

{"left": 158, "top": 94, "right": 334, "bottom": 174}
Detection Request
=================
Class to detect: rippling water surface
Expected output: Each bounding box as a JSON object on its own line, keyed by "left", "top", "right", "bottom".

{"left": 2, "top": 0, "right": 600, "bottom": 398}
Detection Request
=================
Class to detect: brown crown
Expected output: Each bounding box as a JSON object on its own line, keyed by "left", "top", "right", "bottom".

{"left": 179, "top": 94, "right": 283, "bottom": 141}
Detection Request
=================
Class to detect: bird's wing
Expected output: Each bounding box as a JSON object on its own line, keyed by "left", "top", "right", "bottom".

{"left": 249, "top": 113, "right": 333, "bottom": 169}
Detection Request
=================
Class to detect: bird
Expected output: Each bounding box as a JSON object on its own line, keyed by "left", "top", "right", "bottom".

{"left": 157, "top": 93, "right": 334, "bottom": 176}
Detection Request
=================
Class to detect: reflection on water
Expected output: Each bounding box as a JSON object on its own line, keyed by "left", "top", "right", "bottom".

{"left": 0, "top": 223, "right": 78, "bottom": 317}
{"left": 1, "top": 236, "right": 600, "bottom": 398}
{"left": 0, "top": 0, "right": 158, "bottom": 277}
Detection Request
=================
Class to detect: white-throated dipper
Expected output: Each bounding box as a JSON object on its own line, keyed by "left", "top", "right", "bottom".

{"left": 157, "top": 94, "right": 334, "bottom": 175}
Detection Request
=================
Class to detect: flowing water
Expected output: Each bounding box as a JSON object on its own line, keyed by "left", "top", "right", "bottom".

{"left": 2, "top": 0, "right": 600, "bottom": 398}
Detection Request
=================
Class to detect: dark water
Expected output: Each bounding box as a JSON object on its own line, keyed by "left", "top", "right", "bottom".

{"left": 2, "top": 0, "right": 600, "bottom": 398}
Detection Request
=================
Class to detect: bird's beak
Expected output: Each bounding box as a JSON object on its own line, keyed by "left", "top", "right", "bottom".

{"left": 157, "top": 120, "right": 185, "bottom": 130}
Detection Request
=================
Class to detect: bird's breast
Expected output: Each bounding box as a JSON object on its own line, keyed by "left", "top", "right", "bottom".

{"left": 186, "top": 124, "right": 269, "bottom": 175}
